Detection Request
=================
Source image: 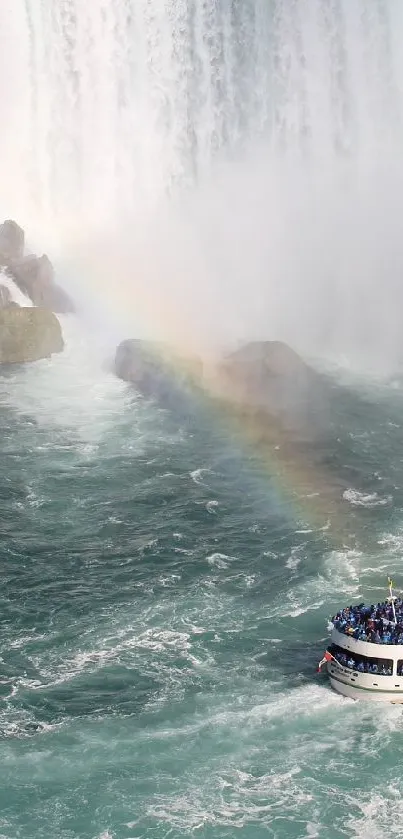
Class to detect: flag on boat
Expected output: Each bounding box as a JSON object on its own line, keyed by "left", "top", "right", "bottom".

{"left": 317, "top": 650, "right": 335, "bottom": 672}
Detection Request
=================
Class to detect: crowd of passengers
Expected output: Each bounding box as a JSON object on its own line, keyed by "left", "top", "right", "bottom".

{"left": 330, "top": 648, "right": 395, "bottom": 676}
{"left": 332, "top": 600, "right": 403, "bottom": 644}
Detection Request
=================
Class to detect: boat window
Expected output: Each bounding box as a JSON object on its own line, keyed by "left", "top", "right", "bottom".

{"left": 397, "top": 660, "right": 403, "bottom": 676}
{"left": 328, "top": 644, "right": 393, "bottom": 676}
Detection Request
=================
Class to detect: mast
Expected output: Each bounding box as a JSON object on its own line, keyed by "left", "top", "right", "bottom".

{"left": 388, "top": 576, "right": 397, "bottom": 624}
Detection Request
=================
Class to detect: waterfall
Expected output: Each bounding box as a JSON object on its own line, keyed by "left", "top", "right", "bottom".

{"left": 1, "top": 1, "right": 401, "bottom": 222}
{"left": 2, "top": 1, "right": 403, "bottom": 364}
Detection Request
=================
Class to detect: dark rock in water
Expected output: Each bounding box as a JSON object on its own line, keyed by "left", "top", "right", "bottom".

{"left": 217, "top": 341, "right": 315, "bottom": 403}
{"left": 115, "top": 339, "right": 203, "bottom": 408}
{"left": 114, "top": 338, "right": 329, "bottom": 438}
{"left": 0, "top": 307, "right": 64, "bottom": 364}
{"left": 0, "top": 284, "right": 18, "bottom": 309}
{"left": 7, "top": 254, "right": 75, "bottom": 313}
{"left": 0, "top": 220, "right": 24, "bottom": 263}
{"left": 208, "top": 340, "right": 330, "bottom": 440}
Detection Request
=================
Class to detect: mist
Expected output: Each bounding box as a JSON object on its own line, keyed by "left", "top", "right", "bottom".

{"left": 2, "top": 0, "right": 403, "bottom": 372}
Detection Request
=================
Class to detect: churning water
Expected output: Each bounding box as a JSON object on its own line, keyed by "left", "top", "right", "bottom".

{"left": 2, "top": 2, "right": 403, "bottom": 838}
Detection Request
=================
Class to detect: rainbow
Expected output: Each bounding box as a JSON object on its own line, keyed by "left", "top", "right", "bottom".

{"left": 52, "top": 226, "right": 357, "bottom": 548}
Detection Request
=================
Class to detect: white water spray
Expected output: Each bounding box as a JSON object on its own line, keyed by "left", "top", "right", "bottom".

{"left": 2, "top": 1, "right": 403, "bottom": 366}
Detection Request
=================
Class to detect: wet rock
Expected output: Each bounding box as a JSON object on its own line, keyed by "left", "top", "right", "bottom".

{"left": 216, "top": 341, "right": 315, "bottom": 405}
{"left": 0, "top": 307, "right": 64, "bottom": 364}
{"left": 7, "top": 254, "right": 74, "bottom": 313}
{"left": 205, "top": 340, "right": 330, "bottom": 440}
{"left": 0, "top": 220, "right": 24, "bottom": 263}
{"left": 0, "top": 218, "right": 75, "bottom": 312}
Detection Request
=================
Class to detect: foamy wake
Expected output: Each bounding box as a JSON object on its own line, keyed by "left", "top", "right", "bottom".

{"left": 136, "top": 684, "right": 403, "bottom": 837}
{"left": 347, "top": 784, "right": 403, "bottom": 839}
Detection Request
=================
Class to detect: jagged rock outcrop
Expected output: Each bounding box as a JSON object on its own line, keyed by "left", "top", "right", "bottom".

{"left": 214, "top": 341, "right": 315, "bottom": 405}
{"left": 0, "top": 219, "right": 74, "bottom": 313}
{"left": 208, "top": 340, "right": 326, "bottom": 437}
{"left": 0, "top": 220, "right": 24, "bottom": 263}
{"left": 0, "top": 307, "right": 64, "bottom": 364}
{"left": 6, "top": 255, "right": 74, "bottom": 312}
{"left": 214, "top": 340, "right": 336, "bottom": 445}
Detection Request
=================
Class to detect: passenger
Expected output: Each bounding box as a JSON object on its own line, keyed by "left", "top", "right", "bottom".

{"left": 331, "top": 596, "right": 403, "bottom": 645}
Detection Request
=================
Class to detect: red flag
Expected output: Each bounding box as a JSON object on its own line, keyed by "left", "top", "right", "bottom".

{"left": 317, "top": 650, "right": 335, "bottom": 672}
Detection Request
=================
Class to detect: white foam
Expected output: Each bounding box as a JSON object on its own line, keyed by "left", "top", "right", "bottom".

{"left": 347, "top": 784, "right": 403, "bottom": 839}
{"left": 343, "top": 489, "right": 392, "bottom": 508}
{"left": 207, "top": 553, "right": 234, "bottom": 569}
{"left": 275, "top": 547, "right": 362, "bottom": 619}
{"left": 0, "top": 315, "right": 131, "bottom": 444}
{"left": 285, "top": 544, "right": 305, "bottom": 571}
{"left": 190, "top": 468, "right": 214, "bottom": 485}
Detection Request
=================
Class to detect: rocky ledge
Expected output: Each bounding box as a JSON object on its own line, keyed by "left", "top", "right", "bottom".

{"left": 0, "top": 306, "right": 64, "bottom": 364}
{"left": 0, "top": 219, "right": 74, "bottom": 313}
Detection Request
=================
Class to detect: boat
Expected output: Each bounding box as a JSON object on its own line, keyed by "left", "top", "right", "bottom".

{"left": 318, "top": 578, "right": 403, "bottom": 702}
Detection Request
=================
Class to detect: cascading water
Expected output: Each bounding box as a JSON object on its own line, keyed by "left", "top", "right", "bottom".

{"left": 2, "top": 0, "right": 402, "bottom": 364}
{"left": 4, "top": 1, "right": 403, "bottom": 223}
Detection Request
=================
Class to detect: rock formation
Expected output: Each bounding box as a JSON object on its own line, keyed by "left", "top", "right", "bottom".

{"left": 209, "top": 340, "right": 328, "bottom": 439}
{"left": 0, "top": 284, "right": 17, "bottom": 309}
{"left": 0, "top": 219, "right": 24, "bottom": 262}
{"left": 213, "top": 340, "right": 315, "bottom": 406}
{"left": 0, "top": 307, "right": 64, "bottom": 364}
{"left": 114, "top": 337, "right": 330, "bottom": 440}
{"left": 7, "top": 254, "right": 74, "bottom": 312}
{"left": 0, "top": 219, "right": 74, "bottom": 313}
{"left": 114, "top": 338, "right": 315, "bottom": 407}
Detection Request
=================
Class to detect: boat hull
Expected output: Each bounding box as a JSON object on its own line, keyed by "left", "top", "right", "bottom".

{"left": 324, "top": 627, "right": 403, "bottom": 702}
{"left": 329, "top": 673, "right": 403, "bottom": 703}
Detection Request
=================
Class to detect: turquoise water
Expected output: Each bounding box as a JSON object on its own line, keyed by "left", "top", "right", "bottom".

{"left": 1, "top": 322, "right": 403, "bottom": 839}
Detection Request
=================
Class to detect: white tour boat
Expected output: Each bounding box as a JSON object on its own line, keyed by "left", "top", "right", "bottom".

{"left": 318, "top": 578, "right": 403, "bottom": 702}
